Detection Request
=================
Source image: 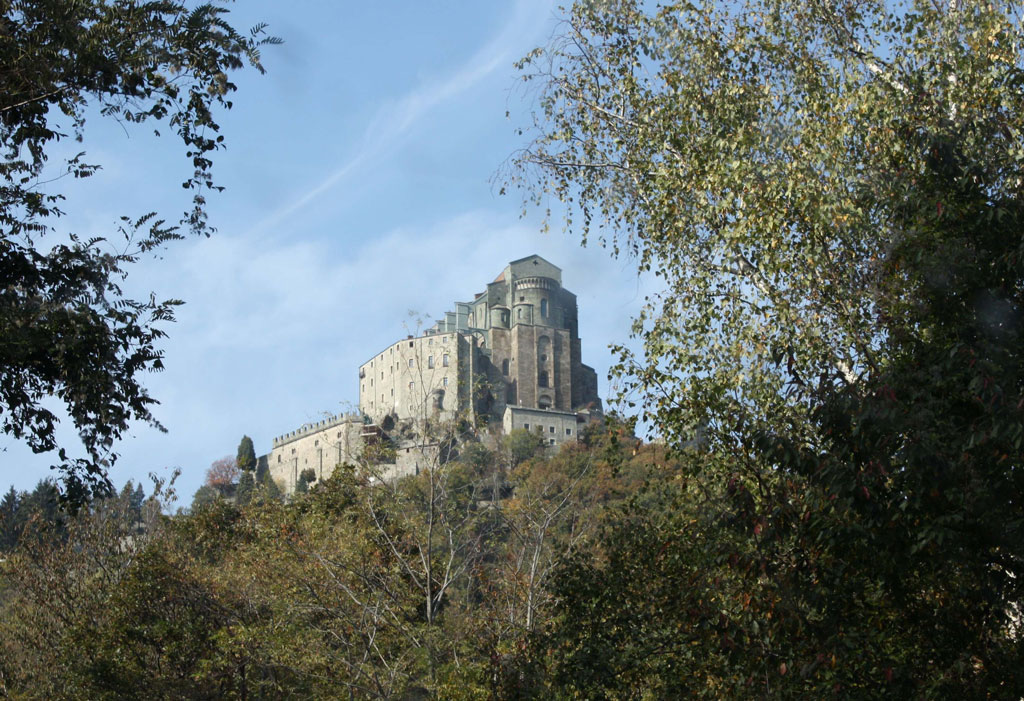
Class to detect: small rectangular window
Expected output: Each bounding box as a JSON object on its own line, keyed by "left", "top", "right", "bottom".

{"left": 428, "top": 355, "right": 434, "bottom": 368}
{"left": 443, "top": 377, "right": 448, "bottom": 387}
{"left": 549, "top": 439, "right": 555, "bottom": 445}
{"left": 566, "top": 428, "right": 572, "bottom": 435}
{"left": 409, "top": 341, "right": 414, "bottom": 348}
{"left": 315, "top": 439, "right": 319, "bottom": 446}
{"left": 549, "top": 426, "right": 555, "bottom": 433}
{"left": 277, "top": 455, "right": 281, "bottom": 463}
{"left": 443, "top": 354, "right": 449, "bottom": 367}
{"left": 409, "top": 381, "right": 414, "bottom": 390}
{"left": 409, "top": 358, "right": 414, "bottom": 368}
{"left": 524, "top": 423, "right": 530, "bottom": 430}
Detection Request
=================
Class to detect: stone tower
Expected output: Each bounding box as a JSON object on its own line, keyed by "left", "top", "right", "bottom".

{"left": 357, "top": 254, "right": 601, "bottom": 427}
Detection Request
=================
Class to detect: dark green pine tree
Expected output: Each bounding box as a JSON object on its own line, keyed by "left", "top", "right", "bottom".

{"left": 236, "top": 470, "right": 255, "bottom": 507}
{"left": 236, "top": 436, "right": 256, "bottom": 473}
{"left": 16, "top": 480, "right": 64, "bottom": 544}
{"left": 131, "top": 483, "right": 146, "bottom": 521}
{"left": 235, "top": 435, "right": 258, "bottom": 506}
{"left": 254, "top": 458, "right": 281, "bottom": 503}
{"left": 0, "top": 486, "right": 20, "bottom": 550}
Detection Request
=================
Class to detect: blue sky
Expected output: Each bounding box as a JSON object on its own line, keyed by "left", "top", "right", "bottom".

{"left": 2, "top": 1, "right": 655, "bottom": 503}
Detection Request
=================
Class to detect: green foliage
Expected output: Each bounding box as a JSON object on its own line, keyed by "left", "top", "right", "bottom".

{"left": 500, "top": 428, "right": 545, "bottom": 467}
{"left": 0, "top": 2, "right": 278, "bottom": 502}
{"left": 510, "top": 0, "right": 1024, "bottom": 695}
{"left": 457, "top": 440, "right": 494, "bottom": 476}
{"left": 236, "top": 435, "right": 257, "bottom": 473}
{"left": 190, "top": 483, "right": 221, "bottom": 511}
{"left": 0, "top": 486, "right": 18, "bottom": 550}
{"left": 0, "top": 425, "right": 700, "bottom": 698}
{"left": 235, "top": 470, "right": 254, "bottom": 507}
{"left": 252, "top": 453, "right": 282, "bottom": 504}
{"left": 294, "top": 467, "right": 316, "bottom": 494}
{"left": 0, "top": 478, "right": 173, "bottom": 697}
{"left": 0, "top": 480, "right": 66, "bottom": 551}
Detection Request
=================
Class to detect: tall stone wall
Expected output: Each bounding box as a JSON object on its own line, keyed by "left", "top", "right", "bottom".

{"left": 265, "top": 414, "right": 365, "bottom": 493}
{"left": 359, "top": 333, "right": 462, "bottom": 424}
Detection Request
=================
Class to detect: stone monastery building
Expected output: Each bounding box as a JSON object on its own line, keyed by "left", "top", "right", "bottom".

{"left": 264, "top": 255, "right": 602, "bottom": 493}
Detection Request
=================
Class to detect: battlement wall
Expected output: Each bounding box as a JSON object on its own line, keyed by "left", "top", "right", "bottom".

{"left": 273, "top": 412, "right": 363, "bottom": 448}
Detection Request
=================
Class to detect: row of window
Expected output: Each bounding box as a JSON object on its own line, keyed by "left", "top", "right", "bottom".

{"left": 522, "top": 422, "right": 572, "bottom": 436}
{"left": 367, "top": 337, "right": 451, "bottom": 367}
{"left": 406, "top": 378, "right": 451, "bottom": 390}
{"left": 417, "top": 354, "right": 449, "bottom": 368}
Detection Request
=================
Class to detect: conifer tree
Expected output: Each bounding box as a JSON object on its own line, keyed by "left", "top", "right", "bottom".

{"left": 235, "top": 471, "right": 255, "bottom": 507}
{"left": 236, "top": 436, "right": 257, "bottom": 474}
{"left": 0, "top": 486, "right": 20, "bottom": 550}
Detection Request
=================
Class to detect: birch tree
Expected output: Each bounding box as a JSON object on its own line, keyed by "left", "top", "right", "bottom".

{"left": 510, "top": 1, "right": 1024, "bottom": 694}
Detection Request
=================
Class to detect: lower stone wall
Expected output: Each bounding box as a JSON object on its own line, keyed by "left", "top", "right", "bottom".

{"left": 266, "top": 418, "right": 365, "bottom": 493}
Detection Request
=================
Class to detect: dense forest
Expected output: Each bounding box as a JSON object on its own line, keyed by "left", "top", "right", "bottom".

{"left": 0, "top": 422, "right": 696, "bottom": 698}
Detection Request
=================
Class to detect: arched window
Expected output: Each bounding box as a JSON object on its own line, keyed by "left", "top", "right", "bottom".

{"left": 502, "top": 359, "right": 509, "bottom": 375}
{"left": 540, "top": 298, "right": 548, "bottom": 318}
{"left": 538, "top": 395, "right": 552, "bottom": 409}
{"left": 538, "top": 335, "right": 551, "bottom": 367}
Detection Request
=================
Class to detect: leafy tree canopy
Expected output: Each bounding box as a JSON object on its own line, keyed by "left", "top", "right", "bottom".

{"left": 0, "top": 1, "right": 278, "bottom": 502}
{"left": 510, "top": 0, "right": 1024, "bottom": 694}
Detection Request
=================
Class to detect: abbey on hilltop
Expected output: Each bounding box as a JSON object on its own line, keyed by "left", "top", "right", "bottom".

{"left": 263, "top": 255, "right": 602, "bottom": 493}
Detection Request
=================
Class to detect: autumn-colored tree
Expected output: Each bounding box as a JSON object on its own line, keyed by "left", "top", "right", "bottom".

{"left": 205, "top": 456, "right": 240, "bottom": 491}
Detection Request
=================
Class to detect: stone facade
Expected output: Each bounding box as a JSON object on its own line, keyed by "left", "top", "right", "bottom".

{"left": 359, "top": 254, "right": 602, "bottom": 426}
{"left": 358, "top": 333, "right": 467, "bottom": 424}
{"left": 266, "top": 413, "right": 365, "bottom": 493}
{"left": 502, "top": 406, "right": 581, "bottom": 449}
{"left": 263, "top": 255, "right": 602, "bottom": 493}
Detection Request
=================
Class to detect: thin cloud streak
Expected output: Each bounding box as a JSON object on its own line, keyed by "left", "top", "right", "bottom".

{"left": 248, "top": 0, "right": 551, "bottom": 239}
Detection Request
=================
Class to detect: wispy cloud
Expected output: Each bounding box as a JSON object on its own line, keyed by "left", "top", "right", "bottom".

{"left": 248, "top": 0, "right": 552, "bottom": 238}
